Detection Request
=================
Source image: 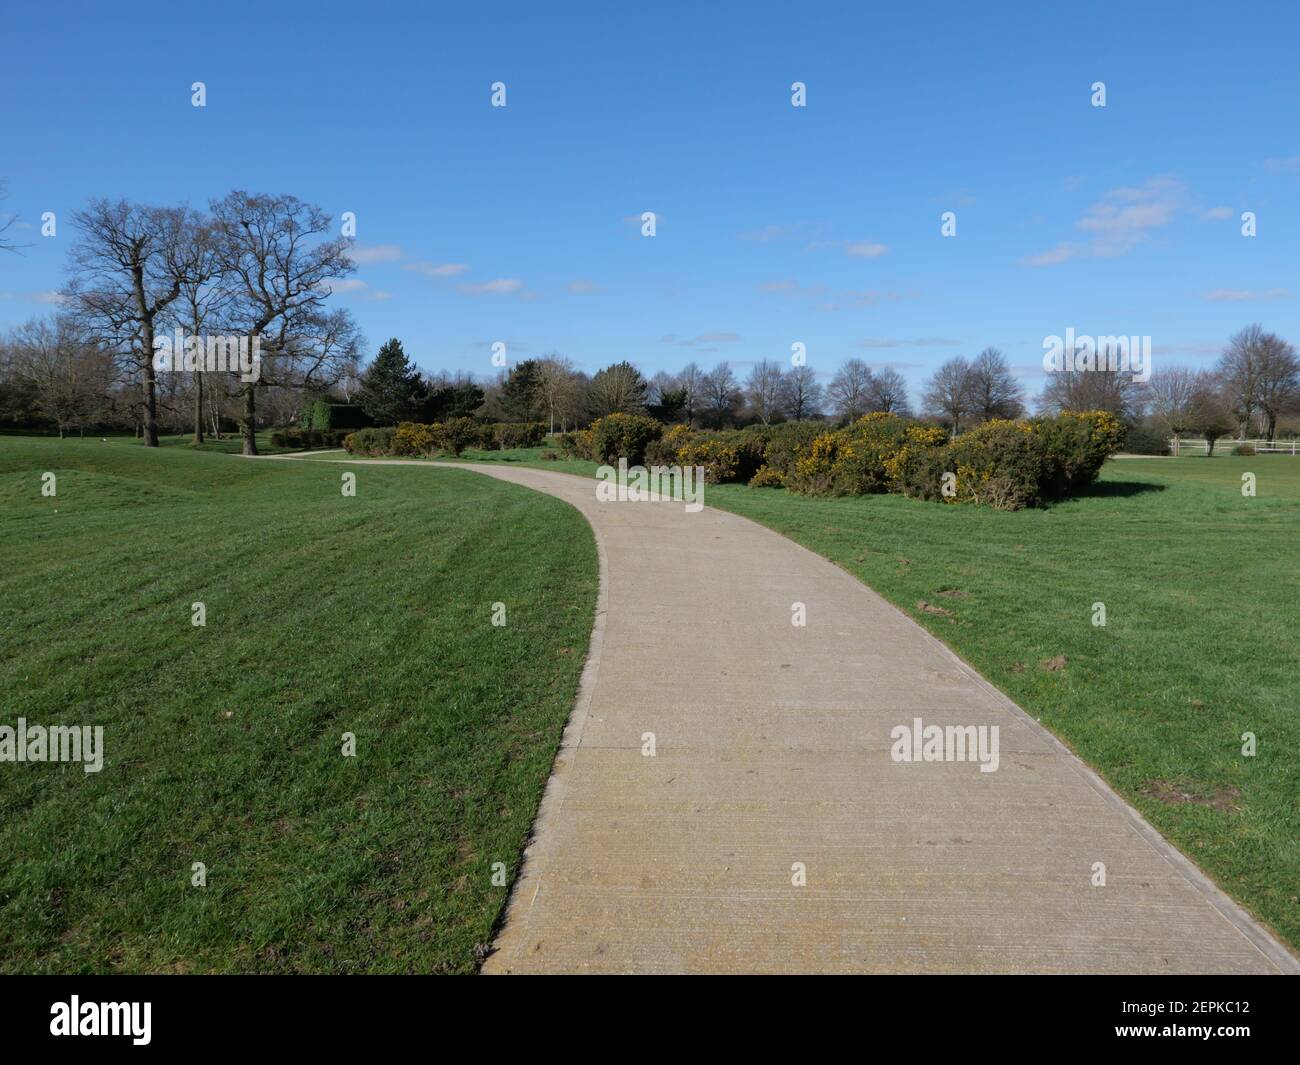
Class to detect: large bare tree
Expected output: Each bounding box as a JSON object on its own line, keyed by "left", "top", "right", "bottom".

{"left": 1217, "top": 325, "right": 1266, "bottom": 439}
{"left": 779, "top": 364, "right": 824, "bottom": 420}
{"left": 827, "top": 358, "right": 873, "bottom": 422}
{"left": 64, "top": 199, "right": 202, "bottom": 445}
{"left": 745, "top": 359, "right": 785, "bottom": 424}
{"left": 5, "top": 315, "right": 116, "bottom": 437}
{"left": 1145, "top": 365, "right": 1197, "bottom": 453}
{"left": 1255, "top": 332, "right": 1300, "bottom": 443}
{"left": 966, "top": 347, "right": 1024, "bottom": 422}
{"left": 865, "top": 366, "right": 912, "bottom": 415}
{"left": 210, "top": 191, "right": 356, "bottom": 455}
{"left": 923, "top": 356, "right": 974, "bottom": 436}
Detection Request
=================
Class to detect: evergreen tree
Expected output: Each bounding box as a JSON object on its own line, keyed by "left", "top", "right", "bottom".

{"left": 500, "top": 359, "right": 543, "bottom": 420}
{"left": 357, "top": 338, "right": 423, "bottom": 425}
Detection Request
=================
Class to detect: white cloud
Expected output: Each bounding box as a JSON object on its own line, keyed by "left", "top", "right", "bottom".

{"left": 403, "top": 261, "right": 470, "bottom": 277}
{"left": 345, "top": 243, "right": 403, "bottom": 264}
{"left": 1022, "top": 177, "right": 1190, "bottom": 266}
{"left": 0, "top": 290, "right": 66, "bottom": 304}
{"left": 845, "top": 241, "right": 889, "bottom": 259}
{"left": 565, "top": 279, "right": 602, "bottom": 294}
{"left": 1264, "top": 155, "right": 1300, "bottom": 173}
{"left": 1203, "top": 288, "right": 1289, "bottom": 302}
{"left": 1200, "top": 206, "right": 1233, "bottom": 221}
{"left": 458, "top": 278, "right": 524, "bottom": 296}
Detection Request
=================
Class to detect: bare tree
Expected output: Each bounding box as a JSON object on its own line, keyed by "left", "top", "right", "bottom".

{"left": 1255, "top": 332, "right": 1300, "bottom": 443}
{"left": 865, "top": 367, "right": 912, "bottom": 415}
{"left": 210, "top": 191, "right": 356, "bottom": 454}
{"left": 1217, "top": 325, "right": 1266, "bottom": 440}
{"left": 1145, "top": 365, "right": 1198, "bottom": 454}
{"left": 586, "top": 360, "right": 647, "bottom": 417}
{"left": 7, "top": 315, "right": 116, "bottom": 436}
{"left": 0, "top": 180, "right": 25, "bottom": 253}
{"left": 1037, "top": 366, "right": 1142, "bottom": 420}
{"left": 678, "top": 362, "right": 705, "bottom": 427}
{"left": 966, "top": 347, "right": 1024, "bottom": 422}
{"left": 923, "top": 356, "right": 974, "bottom": 436}
{"left": 703, "top": 361, "right": 740, "bottom": 426}
{"left": 745, "top": 359, "right": 785, "bottom": 424}
{"left": 1187, "top": 372, "right": 1235, "bottom": 455}
{"left": 536, "top": 354, "right": 581, "bottom": 433}
{"left": 64, "top": 199, "right": 203, "bottom": 445}
{"left": 827, "top": 358, "right": 874, "bottom": 422}
{"left": 779, "top": 364, "right": 824, "bottom": 420}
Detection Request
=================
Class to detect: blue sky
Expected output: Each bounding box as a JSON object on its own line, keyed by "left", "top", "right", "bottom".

{"left": 2, "top": 0, "right": 1297, "bottom": 405}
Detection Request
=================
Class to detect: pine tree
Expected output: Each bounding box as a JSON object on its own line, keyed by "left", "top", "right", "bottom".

{"left": 357, "top": 338, "right": 423, "bottom": 425}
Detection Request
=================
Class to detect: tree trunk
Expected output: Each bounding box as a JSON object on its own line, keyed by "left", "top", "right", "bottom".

{"left": 241, "top": 382, "right": 258, "bottom": 455}
{"left": 193, "top": 373, "right": 204, "bottom": 444}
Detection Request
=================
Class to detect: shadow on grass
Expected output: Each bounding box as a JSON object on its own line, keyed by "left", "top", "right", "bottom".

{"left": 1069, "top": 480, "right": 1167, "bottom": 500}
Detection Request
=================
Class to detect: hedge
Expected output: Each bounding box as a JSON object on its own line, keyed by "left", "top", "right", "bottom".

{"left": 269, "top": 427, "right": 352, "bottom": 450}
{"left": 299, "top": 400, "right": 372, "bottom": 431}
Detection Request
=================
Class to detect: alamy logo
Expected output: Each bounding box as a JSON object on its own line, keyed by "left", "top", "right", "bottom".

{"left": 595, "top": 458, "right": 706, "bottom": 513}
{"left": 1042, "top": 328, "right": 1151, "bottom": 382}
{"left": 50, "top": 997, "right": 151, "bottom": 1045}
{"left": 0, "top": 718, "right": 103, "bottom": 773}
{"left": 153, "top": 328, "right": 262, "bottom": 382}
{"left": 890, "top": 717, "right": 1000, "bottom": 773}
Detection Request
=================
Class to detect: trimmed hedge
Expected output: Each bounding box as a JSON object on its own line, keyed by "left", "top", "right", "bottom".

{"left": 300, "top": 400, "right": 372, "bottom": 431}
{"left": 343, "top": 427, "right": 395, "bottom": 456}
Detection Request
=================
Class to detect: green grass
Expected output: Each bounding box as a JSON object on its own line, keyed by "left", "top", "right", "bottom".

{"left": 0, "top": 436, "right": 596, "bottom": 973}
{"left": 449, "top": 444, "right": 1300, "bottom": 950}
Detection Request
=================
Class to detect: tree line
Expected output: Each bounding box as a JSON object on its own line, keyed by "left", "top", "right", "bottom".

{"left": 0, "top": 192, "right": 361, "bottom": 454}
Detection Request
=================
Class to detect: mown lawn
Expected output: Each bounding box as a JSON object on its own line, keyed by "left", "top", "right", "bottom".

{"left": 0, "top": 436, "right": 596, "bottom": 973}
{"left": 449, "top": 445, "right": 1300, "bottom": 951}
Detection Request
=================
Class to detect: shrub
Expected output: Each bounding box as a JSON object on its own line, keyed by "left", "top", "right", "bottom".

{"left": 1033, "top": 410, "right": 1123, "bottom": 497}
{"left": 432, "top": 417, "right": 479, "bottom": 457}
{"left": 493, "top": 422, "right": 547, "bottom": 449}
{"left": 760, "top": 421, "right": 825, "bottom": 477}
{"left": 269, "top": 429, "right": 301, "bottom": 449}
{"left": 748, "top": 464, "right": 784, "bottom": 488}
{"left": 1123, "top": 423, "right": 1171, "bottom": 456}
{"left": 539, "top": 449, "right": 560, "bottom": 461}
{"left": 946, "top": 419, "right": 1044, "bottom": 510}
{"left": 301, "top": 399, "right": 372, "bottom": 431}
{"left": 344, "top": 426, "right": 395, "bottom": 456}
{"left": 677, "top": 438, "right": 741, "bottom": 483}
{"left": 1234, "top": 443, "right": 1255, "bottom": 456}
{"left": 392, "top": 422, "right": 435, "bottom": 456}
{"left": 645, "top": 423, "right": 696, "bottom": 466}
{"left": 591, "top": 413, "right": 663, "bottom": 465}
{"left": 557, "top": 429, "right": 595, "bottom": 460}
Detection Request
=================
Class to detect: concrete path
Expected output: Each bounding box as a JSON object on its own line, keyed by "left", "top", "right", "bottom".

{"left": 290, "top": 456, "right": 1299, "bottom": 973}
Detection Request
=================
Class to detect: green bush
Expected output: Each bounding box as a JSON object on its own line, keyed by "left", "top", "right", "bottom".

{"left": 392, "top": 422, "right": 436, "bottom": 456}
{"left": 493, "top": 422, "right": 547, "bottom": 449}
{"left": 557, "top": 429, "right": 595, "bottom": 460}
{"left": 945, "top": 419, "right": 1044, "bottom": 510}
{"left": 1033, "top": 410, "right": 1124, "bottom": 497}
{"left": 300, "top": 399, "right": 372, "bottom": 431}
{"left": 1123, "top": 423, "right": 1171, "bottom": 456}
{"left": 343, "top": 427, "right": 395, "bottom": 456}
{"left": 1234, "top": 443, "right": 1256, "bottom": 456}
{"left": 591, "top": 413, "right": 663, "bottom": 465}
{"left": 432, "top": 417, "right": 479, "bottom": 457}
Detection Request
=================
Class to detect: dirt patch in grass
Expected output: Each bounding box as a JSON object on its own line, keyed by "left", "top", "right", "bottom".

{"left": 1139, "top": 780, "right": 1243, "bottom": 812}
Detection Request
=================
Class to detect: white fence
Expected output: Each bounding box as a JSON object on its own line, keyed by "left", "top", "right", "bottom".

{"left": 1167, "top": 437, "right": 1300, "bottom": 456}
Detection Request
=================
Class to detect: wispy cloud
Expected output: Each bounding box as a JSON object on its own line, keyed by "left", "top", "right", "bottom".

{"left": 845, "top": 241, "right": 889, "bottom": 259}
{"left": 345, "top": 243, "right": 404, "bottom": 264}
{"left": 565, "top": 279, "right": 602, "bottom": 294}
{"left": 1022, "top": 176, "right": 1190, "bottom": 266}
{"left": 458, "top": 278, "right": 525, "bottom": 296}
{"left": 1263, "top": 155, "right": 1300, "bottom": 173}
{"left": 1203, "top": 288, "right": 1289, "bottom": 302}
{"left": 1200, "top": 206, "right": 1233, "bottom": 221}
{"left": 403, "top": 261, "right": 470, "bottom": 278}
{"left": 659, "top": 332, "right": 742, "bottom": 347}
{"left": 0, "top": 290, "right": 66, "bottom": 304}
{"left": 858, "top": 337, "right": 961, "bottom": 349}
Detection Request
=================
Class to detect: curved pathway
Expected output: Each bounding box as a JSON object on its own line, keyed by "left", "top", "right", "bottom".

{"left": 286, "top": 456, "right": 1299, "bottom": 973}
